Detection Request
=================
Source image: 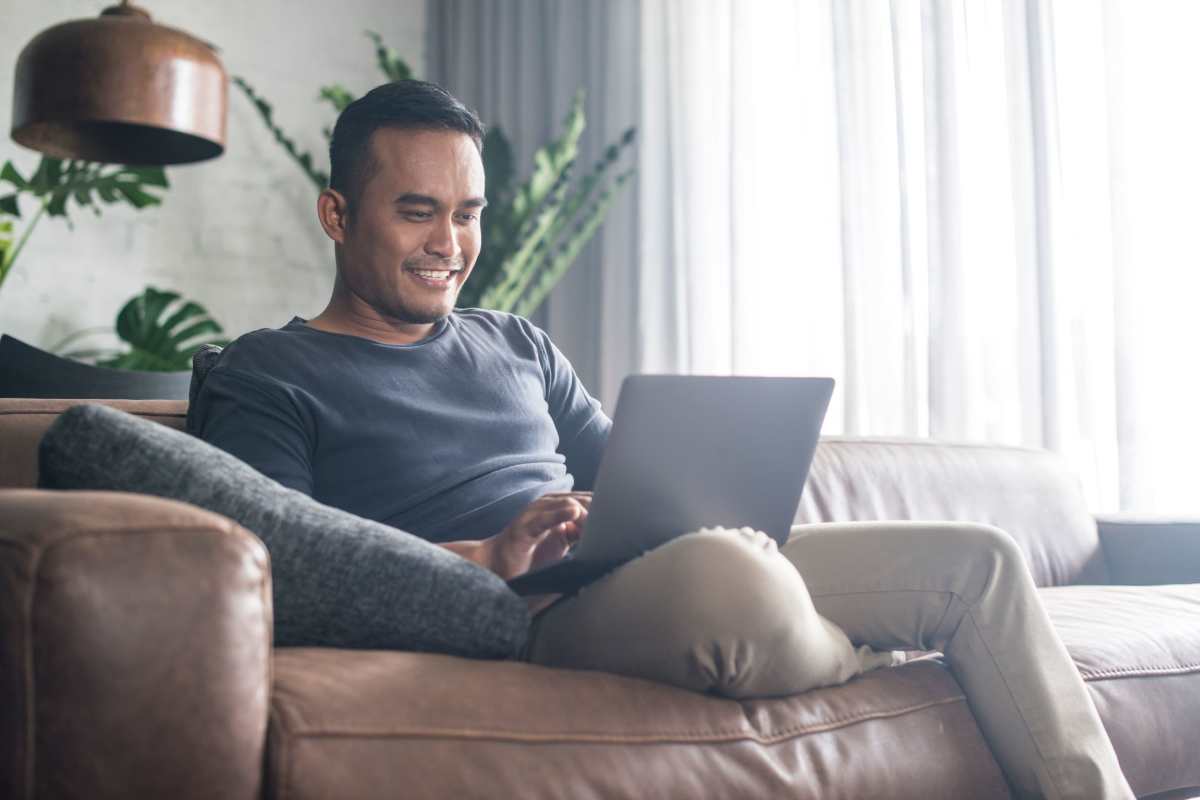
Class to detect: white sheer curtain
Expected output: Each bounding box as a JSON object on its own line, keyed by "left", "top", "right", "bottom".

{"left": 638, "top": 0, "right": 1200, "bottom": 512}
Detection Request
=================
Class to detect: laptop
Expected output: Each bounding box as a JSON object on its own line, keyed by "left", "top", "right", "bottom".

{"left": 507, "top": 375, "right": 834, "bottom": 596}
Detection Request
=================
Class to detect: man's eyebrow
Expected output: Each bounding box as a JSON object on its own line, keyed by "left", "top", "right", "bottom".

{"left": 392, "top": 194, "right": 489, "bottom": 209}
{"left": 393, "top": 193, "right": 439, "bottom": 207}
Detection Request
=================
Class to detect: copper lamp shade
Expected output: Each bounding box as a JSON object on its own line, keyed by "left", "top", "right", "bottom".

{"left": 10, "top": 1, "right": 227, "bottom": 165}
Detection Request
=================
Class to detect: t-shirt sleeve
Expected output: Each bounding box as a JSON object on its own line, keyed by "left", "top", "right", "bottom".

{"left": 532, "top": 327, "right": 612, "bottom": 492}
{"left": 191, "top": 366, "right": 316, "bottom": 495}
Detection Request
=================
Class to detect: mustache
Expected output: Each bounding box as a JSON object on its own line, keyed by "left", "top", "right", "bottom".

{"left": 403, "top": 257, "right": 465, "bottom": 272}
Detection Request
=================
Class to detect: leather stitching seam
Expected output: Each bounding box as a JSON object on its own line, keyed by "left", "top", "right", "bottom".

{"left": 0, "top": 410, "right": 185, "bottom": 418}
{"left": 32, "top": 522, "right": 246, "bottom": 554}
{"left": 1081, "top": 663, "right": 1200, "bottom": 681}
{"left": 277, "top": 694, "right": 966, "bottom": 746}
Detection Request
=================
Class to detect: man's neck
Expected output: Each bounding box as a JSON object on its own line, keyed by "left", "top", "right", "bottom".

{"left": 307, "top": 292, "right": 443, "bottom": 346}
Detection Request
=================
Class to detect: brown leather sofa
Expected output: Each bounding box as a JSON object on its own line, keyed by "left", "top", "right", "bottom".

{"left": 2, "top": 398, "right": 1198, "bottom": 800}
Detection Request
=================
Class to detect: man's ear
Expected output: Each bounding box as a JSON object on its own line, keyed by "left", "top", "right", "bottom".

{"left": 317, "top": 188, "right": 350, "bottom": 243}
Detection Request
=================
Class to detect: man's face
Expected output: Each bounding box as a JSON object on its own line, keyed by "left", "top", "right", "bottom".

{"left": 333, "top": 127, "right": 486, "bottom": 324}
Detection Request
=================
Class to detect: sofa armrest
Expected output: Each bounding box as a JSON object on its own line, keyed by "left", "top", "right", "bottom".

{"left": 1096, "top": 515, "right": 1200, "bottom": 585}
{"left": 0, "top": 489, "right": 271, "bottom": 800}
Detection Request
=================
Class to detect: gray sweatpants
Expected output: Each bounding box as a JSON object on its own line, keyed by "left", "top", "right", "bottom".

{"left": 526, "top": 522, "right": 1133, "bottom": 800}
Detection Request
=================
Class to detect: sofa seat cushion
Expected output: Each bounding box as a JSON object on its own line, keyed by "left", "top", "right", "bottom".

{"left": 1040, "top": 584, "right": 1200, "bottom": 798}
{"left": 268, "top": 649, "right": 1010, "bottom": 800}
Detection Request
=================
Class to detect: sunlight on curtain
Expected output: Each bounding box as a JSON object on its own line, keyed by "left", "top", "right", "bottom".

{"left": 1103, "top": 0, "right": 1200, "bottom": 513}
{"left": 729, "top": 1, "right": 846, "bottom": 429}
{"left": 640, "top": 0, "right": 859, "bottom": 435}
{"left": 1037, "top": 1, "right": 1122, "bottom": 508}
{"left": 639, "top": 0, "right": 1196, "bottom": 512}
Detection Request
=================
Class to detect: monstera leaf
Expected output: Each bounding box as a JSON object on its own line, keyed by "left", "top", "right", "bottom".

{"left": 92, "top": 287, "right": 229, "bottom": 372}
{"left": 232, "top": 77, "right": 330, "bottom": 191}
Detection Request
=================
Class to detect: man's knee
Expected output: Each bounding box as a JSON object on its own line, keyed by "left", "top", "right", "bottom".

{"left": 654, "top": 528, "right": 804, "bottom": 632}
{"left": 529, "top": 528, "right": 862, "bottom": 698}
{"left": 651, "top": 529, "right": 845, "bottom": 696}
{"left": 944, "top": 522, "right": 1027, "bottom": 569}
{"left": 921, "top": 522, "right": 1033, "bottom": 609}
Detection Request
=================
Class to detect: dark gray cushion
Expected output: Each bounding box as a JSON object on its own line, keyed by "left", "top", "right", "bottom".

{"left": 38, "top": 403, "right": 529, "bottom": 658}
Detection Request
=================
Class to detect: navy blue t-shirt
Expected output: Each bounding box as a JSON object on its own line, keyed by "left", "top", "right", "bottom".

{"left": 191, "top": 309, "right": 611, "bottom": 542}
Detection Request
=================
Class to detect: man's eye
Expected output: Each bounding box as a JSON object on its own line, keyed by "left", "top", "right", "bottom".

{"left": 403, "top": 210, "right": 433, "bottom": 221}
{"left": 456, "top": 212, "right": 479, "bottom": 223}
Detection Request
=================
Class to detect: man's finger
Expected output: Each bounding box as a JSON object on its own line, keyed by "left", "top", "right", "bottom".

{"left": 526, "top": 497, "right": 587, "bottom": 519}
{"left": 522, "top": 505, "right": 583, "bottom": 536}
{"left": 539, "top": 491, "right": 593, "bottom": 503}
{"left": 560, "top": 522, "right": 584, "bottom": 545}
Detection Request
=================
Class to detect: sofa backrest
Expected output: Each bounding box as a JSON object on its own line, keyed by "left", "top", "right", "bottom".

{"left": 0, "top": 400, "right": 1106, "bottom": 588}
{"left": 796, "top": 437, "right": 1108, "bottom": 587}
{"left": 0, "top": 399, "right": 187, "bottom": 489}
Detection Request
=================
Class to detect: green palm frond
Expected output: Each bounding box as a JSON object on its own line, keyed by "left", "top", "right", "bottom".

{"left": 468, "top": 104, "right": 637, "bottom": 314}
{"left": 0, "top": 219, "right": 11, "bottom": 265}
{"left": 319, "top": 84, "right": 356, "bottom": 115}
{"left": 367, "top": 31, "right": 414, "bottom": 82}
{"left": 461, "top": 92, "right": 632, "bottom": 311}
{"left": 514, "top": 167, "right": 635, "bottom": 317}
{"left": 233, "top": 77, "right": 329, "bottom": 191}
{"left": 506, "top": 91, "right": 587, "bottom": 229}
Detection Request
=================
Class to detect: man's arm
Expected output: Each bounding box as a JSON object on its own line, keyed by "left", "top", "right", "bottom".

{"left": 533, "top": 328, "right": 612, "bottom": 491}
{"left": 191, "top": 367, "right": 316, "bottom": 495}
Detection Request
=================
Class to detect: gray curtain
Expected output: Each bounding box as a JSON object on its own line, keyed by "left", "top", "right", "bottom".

{"left": 427, "top": 0, "right": 641, "bottom": 410}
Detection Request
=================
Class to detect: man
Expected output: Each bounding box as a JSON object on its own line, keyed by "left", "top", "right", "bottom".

{"left": 193, "top": 81, "right": 1132, "bottom": 800}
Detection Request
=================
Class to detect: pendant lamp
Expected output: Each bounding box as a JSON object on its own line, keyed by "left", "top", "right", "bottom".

{"left": 10, "top": 1, "right": 227, "bottom": 165}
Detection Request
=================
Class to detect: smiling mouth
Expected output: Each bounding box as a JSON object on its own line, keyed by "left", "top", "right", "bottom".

{"left": 406, "top": 266, "right": 463, "bottom": 287}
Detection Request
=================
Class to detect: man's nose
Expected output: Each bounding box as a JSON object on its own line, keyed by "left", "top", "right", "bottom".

{"left": 424, "top": 214, "right": 459, "bottom": 259}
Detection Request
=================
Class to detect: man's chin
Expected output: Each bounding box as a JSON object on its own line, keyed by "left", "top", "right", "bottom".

{"left": 384, "top": 302, "right": 453, "bottom": 326}
{"left": 379, "top": 284, "right": 463, "bottom": 325}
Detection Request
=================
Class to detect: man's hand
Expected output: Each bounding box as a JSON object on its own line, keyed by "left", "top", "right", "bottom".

{"left": 439, "top": 492, "right": 590, "bottom": 615}
{"left": 482, "top": 492, "right": 591, "bottom": 581}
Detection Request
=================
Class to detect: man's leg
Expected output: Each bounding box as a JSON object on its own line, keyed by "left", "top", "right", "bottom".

{"left": 526, "top": 526, "right": 888, "bottom": 698}
{"left": 782, "top": 521, "right": 1132, "bottom": 800}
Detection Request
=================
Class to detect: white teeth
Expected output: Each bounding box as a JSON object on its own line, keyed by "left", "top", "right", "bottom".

{"left": 412, "top": 269, "right": 451, "bottom": 280}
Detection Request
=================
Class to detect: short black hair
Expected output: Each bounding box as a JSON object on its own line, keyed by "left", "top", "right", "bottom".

{"left": 328, "top": 80, "right": 485, "bottom": 208}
